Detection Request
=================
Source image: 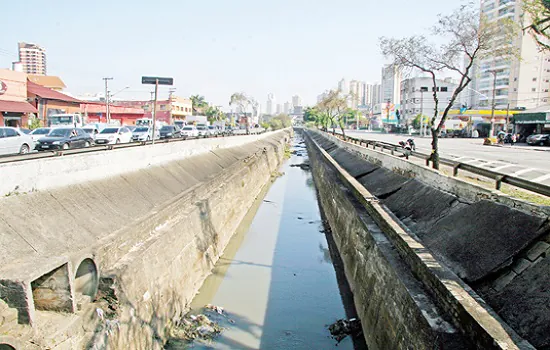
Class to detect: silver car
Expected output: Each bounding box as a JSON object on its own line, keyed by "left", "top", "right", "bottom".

{"left": 0, "top": 127, "right": 34, "bottom": 155}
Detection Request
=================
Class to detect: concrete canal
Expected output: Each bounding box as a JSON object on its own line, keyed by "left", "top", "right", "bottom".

{"left": 166, "top": 135, "right": 366, "bottom": 349}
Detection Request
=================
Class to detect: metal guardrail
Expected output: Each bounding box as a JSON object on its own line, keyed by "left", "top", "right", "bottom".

{"left": 328, "top": 132, "right": 550, "bottom": 198}
{"left": 0, "top": 130, "right": 267, "bottom": 165}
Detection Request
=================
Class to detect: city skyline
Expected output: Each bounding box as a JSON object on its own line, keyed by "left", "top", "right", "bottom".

{"left": 1, "top": 0, "right": 458, "bottom": 108}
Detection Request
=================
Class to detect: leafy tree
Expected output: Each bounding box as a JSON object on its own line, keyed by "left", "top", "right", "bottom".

{"left": 269, "top": 114, "right": 292, "bottom": 130}
{"left": 380, "top": 4, "right": 518, "bottom": 169}
{"left": 316, "top": 90, "right": 348, "bottom": 137}
{"left": 205, "top": 106, "right": 225, "bottom": 123}
{"left": 524, "top": 0, "right": 550, "bottom": 51}
{"left": 190, "top": 95, "right": 208, "bottom": 115}
{"left": 29, "top": 116, "right": 42, "bottom": 130}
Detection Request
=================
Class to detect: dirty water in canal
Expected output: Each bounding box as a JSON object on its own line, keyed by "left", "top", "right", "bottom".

{"left": 166, "top": 135, "right": 367, "bottom": 350}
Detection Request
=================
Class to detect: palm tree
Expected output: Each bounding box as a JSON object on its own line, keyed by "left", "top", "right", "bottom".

{"left": 190, "top": 95, "right": 208, "bottom": 115}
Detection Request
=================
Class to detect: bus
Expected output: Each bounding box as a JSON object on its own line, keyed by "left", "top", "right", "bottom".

{"left": 48, "top": 114, "right": 84, "bottom": 128}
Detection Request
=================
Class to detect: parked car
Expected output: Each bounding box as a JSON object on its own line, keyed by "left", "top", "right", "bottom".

{"left": 35, "top": 128, "right": 93, "bottom": 151}
{"left": 526, "top": 134, "right": 550, "bottom": 146}
{"left": 159, "top": 125, "right": 182, "bottom": 139}
{"left": 19, "top": 128, "right": 31, "bottom": 134}
{"left": 196, "top": 125, "right": 209, "bottom": 137}
{"left": 82, "top": 127, "right": 100, "bottom": 140}
{"left": 180, "top": 125, "right": 199, "bottom": 138}
{"left": 132, "top": 126, "right": 158, "bottom": 141}
{"left": 125, "top": 125, "right": 137, "bottom": 132}
{"left": 208, "top": 125, "right": 219, "bottom": 136}
{"left": 29, "top": 127, "right": 51, "bottom": 142}
{"left": 95, "top": 126, "right": 133, "bottom": 144}
{"left": 0, "top": 127, "right": 34, "bottom": 155}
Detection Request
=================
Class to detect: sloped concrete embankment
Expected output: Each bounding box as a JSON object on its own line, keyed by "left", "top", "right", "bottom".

{"left": 307, "top": 130, "right": 550, "bottom": 349}
{"left": 304, "top": 129, "right": 539, "bottom": 349}
{"left": 0, "top": 130, "right": 291, "bottom": 349}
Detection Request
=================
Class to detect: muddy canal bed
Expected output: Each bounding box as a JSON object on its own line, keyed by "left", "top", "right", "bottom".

{"left": 166, "top": 135, "right": 365, "bottom": 349}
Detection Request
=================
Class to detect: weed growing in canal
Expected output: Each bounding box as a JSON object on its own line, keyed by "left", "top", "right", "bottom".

{"left": 284, "top": 143, "right": 292, "bottom": 159}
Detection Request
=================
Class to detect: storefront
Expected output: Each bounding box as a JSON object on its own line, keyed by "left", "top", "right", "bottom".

{"left": 0, "top": 69, "right": 37, "bottom": 127}
{"left": 82, "top": 103, "right": 145, "bottom": 125}
{"left": 512, "top": 108, "right": 550, "bottom": 140}
{"left": 27, "top": 81, "right": 81, "bottom": 126}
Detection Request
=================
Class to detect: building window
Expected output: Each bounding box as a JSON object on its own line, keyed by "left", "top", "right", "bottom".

{"left": 533, "top": 77, "right": 537, "bottom": 82}
{"left": 160, "top": 105, "right": 166, "bottom": 110}
{"left": 545, "top": 89, "right": 549, "bottom": 92}
{"left": 514, "top": 77, "right": 517, "bottom": 81}
{"left": 440, "top": 87, "right": 448, "bottom": 92}
{"left": 532, "top": 88, "right": 536, "bottom": 92}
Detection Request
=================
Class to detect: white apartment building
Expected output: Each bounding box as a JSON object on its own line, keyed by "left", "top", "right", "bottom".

{"left": 18, "top": 42, "right": 47, "bottom": 75}
{"left": 283, "top": 101, "right": 291, "bottom": 114}
{"left": 276, "top": 103, "right": 282, "bottom": 114}
{"left": 370, "top": 83, "right": 382, "bottom": 114}
{"left": 266, "top": 93, "right": 275, "bottom": 115}
{"left": 381, "top": 64, "right": 402, "bottom": 104}
{"left": 400, "top": 77, "right": 458, "bottom": 123}
{"left": 292, "top": 95, "right": 302, "bottom": 107}
{"left": 363, "top": 83, "right": 373, "bottom": 106}
{"left": 338, "top": 78, "right": 349, "bottom": 94}
{"left": 469, "top": 0, "right": 550, "bottom": 109}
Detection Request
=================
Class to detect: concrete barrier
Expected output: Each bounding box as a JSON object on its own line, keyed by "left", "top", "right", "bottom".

{"left": 0, "top": 129, "right": 291, "bottom": 349}
{"left": 0, "top": 132, "right": 281, "bottom": 197}
{"left": 305, "top": 129, "right": 535, "bottom": 349}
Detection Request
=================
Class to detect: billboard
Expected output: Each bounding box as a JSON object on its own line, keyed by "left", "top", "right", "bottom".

{"left": 380, "top": 102, "right": 401, "bottom": 124}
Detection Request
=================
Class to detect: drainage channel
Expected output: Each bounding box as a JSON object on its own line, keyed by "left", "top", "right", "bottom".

{"left": 166, "top": 134, "right": 367, "bottom": 349}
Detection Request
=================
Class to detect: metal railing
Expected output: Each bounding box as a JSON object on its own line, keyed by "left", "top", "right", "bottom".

{"left": 0, "top": 129, "right": 267, "bottom": 165}
{"left": 325, "top": 131, "right": 550, "bottom": 198}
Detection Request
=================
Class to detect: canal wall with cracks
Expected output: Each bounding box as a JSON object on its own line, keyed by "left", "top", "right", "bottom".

{"left": 304, "top": 129, "right": 539, "bottom": 349}
{"left": 0, "top": 129, "right": 291, "bottom": 349}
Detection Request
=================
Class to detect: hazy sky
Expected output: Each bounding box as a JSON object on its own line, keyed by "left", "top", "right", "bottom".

{"left": 2, "top": 0, "right": 458, "bottom": 108}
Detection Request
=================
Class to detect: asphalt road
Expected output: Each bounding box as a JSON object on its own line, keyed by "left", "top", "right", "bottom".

{"left": 346, "top": 130, "right": 550, "bottom": 185}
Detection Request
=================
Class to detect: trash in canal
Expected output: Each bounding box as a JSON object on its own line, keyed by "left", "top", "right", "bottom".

{"left": 205, "top": 303, "right": 224, "bottom": 315}
{"left": 328, "top": 318, "right": 363, "bottom": 343}
{"left": 168, "top": 312, "right": 223, "bottom": 342}
{"left": 290, "top": 163, "right": 310, "bottom": 170}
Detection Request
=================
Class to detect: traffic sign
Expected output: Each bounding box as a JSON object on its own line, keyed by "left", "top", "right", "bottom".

{"left": 141, "top": 76, "right": 174, "bottom": 85}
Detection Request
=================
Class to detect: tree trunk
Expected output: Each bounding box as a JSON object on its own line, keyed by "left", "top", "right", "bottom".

{"left": 431, "top": 130, "right": 439, "bottom": 169}
{"left": 245, "top": 115, "right": 250, "bottom": 135}
{"left": 340, "top": 126, "right": 346, "bottom": 140}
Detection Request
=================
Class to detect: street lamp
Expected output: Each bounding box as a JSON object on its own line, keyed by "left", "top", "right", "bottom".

{"left": 418, "top": 87, "right": 429, "bottom": 137}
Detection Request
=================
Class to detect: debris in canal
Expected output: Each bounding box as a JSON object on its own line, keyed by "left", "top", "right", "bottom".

{"left": 205, "top": 304, "right": 224, "bottom": 315}
{"left": 290, "top": 163, "right": 310, "bottom": 170}
{"left": 168, "top": 313, "right": 223, "bottom": 342}
{"left": 328, "top": 318, "right": 363, "bottom": 343}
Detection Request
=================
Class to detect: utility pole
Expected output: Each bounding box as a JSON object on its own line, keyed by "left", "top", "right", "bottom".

{"left": 505, "top": 102, "right": 510, "bottom": 133}
{"left": 103, "top": 77, "right": 113, "bottom": 123}
{"left": 488, "top": 69, "right": 502, "bottom": 138}
{"left": 168, "top": 88, "right": 177, "bottom": 125}
{"left": 151, "top": 79, "right": 159, "bottom": 145}
{"left": 420, "top": 90, "right": 424, "bottom": 137}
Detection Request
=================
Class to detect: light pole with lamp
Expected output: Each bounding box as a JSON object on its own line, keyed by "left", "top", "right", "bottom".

{"left": 487, "top": 69, "right": 504, "bottom": 137}
{"left": 106, "top": 86, "right": 130, "bottom": 124}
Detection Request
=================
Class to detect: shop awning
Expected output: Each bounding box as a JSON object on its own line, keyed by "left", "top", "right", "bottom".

{"left": 0, "top": 100, "right": 38, "bottom": 113}
{"left": 512, "top": 113, "right": 549, "bottom": 124}
{"left": 27, "top": 81, "right": 81, "bottom": 103}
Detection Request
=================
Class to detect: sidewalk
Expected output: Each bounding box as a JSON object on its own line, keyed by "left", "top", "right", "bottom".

{"left": 487, "top": 143, "right": 550, "bottom": 152}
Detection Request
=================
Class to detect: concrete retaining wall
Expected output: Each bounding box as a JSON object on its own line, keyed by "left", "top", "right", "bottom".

{"left": 0, "top": 133, "right": 278, "bottom": 197}
{"left": 304, "top": 130, "right": 534, "bottom": 349}
{"left": 308, "top": 130, "right": 550, "bottom": 348}
{"left": 0, "top": 130, "right": 291, "bottom": 349}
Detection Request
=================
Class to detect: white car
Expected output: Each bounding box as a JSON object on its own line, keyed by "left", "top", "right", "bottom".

{"left": 82, "top": 127, "right": 100, "bottom": 140}
{"left": 29, "top": 127, "right": 51, "bottom": 142}
{"left": 208, "top": 125, "right": 219, "bottom": 136}
{"left": 94, "top": 126, "right": 133, "bottom": 145}
{"left": 180, "top": 126, "right": 199, "bottom": 138}
{"left": 0, "top": 127, "right": 34, "bottom": 155}
{"left": 132, "top": 127, "right": 159, "bottom": 141}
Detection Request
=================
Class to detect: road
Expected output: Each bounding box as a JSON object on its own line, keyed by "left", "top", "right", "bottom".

{"left": 346, "top": 130, "right": 550, "bottom": 185}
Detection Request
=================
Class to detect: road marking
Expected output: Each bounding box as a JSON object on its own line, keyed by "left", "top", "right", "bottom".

{"left": 512, "top": 168, "right": 536, "bottom": 176}
{"left": 453, "top": 156, "right": 470, "bottom": 161}
{"left": 463, "top": 159, "right": 481, "bottom": 164}
{"left": 493, "top": 164, "right": 516, "bottom": 171}
{"left": 479, "top": 161, "right": 505, "bottom": 168}
{"left": 531, "top": 174, "right": 550, "bottom": 183}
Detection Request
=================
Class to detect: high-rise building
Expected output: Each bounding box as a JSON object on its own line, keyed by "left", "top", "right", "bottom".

{"left": 266, "top": 93, "right": 275, "bottom": 115}
{"left": 18, "top": 42, "right": 47, "bottom": 75}
{"left": 469, "top": 0, "right": 550, "bottom": 109}
{"left": 276, "top": 103, "right": 282, "bottom": 114}
{"left": 371, "top": 83, "right": 382, "bottom": 114}
{"left": 283, "top": 101, "right": 291, "bottom": 114}
{"left": 381, "top": 64, "right": 402, "bottom": 104}
{"left": 363, "top": 83, "right": 373, "bottom": 106}
{"left": 338, "top": 78, "right": 349, "bottom": 94}
{"left": 349, "top": 80, "right": 360, "bottom": 107}
{"left": 292, "top": 95, "right": 302, "bottom": 107}
{"left": 317, "top": 91, "right": 328, "bottom": 103}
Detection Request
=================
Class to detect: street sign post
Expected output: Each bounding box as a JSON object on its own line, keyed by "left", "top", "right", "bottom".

{"left": 141, "top": 76, "right": 174, "bottom": 145}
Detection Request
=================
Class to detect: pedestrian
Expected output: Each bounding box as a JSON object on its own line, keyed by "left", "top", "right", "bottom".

{"left": 511, "top": 133, "right": 516, "bottom": 146}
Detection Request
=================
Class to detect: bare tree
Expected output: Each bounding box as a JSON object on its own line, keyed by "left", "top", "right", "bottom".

{"left": 316, "top": 90, "right": 348, "bottom": 138}
{"left": 524, "top": 0, "right": 550, "bottom": 51}
{"left": 380, "top": 5, "right": 518, "bottom": 169}
{"left": 229, "top": 92, "right": 252, "bottom": 134}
